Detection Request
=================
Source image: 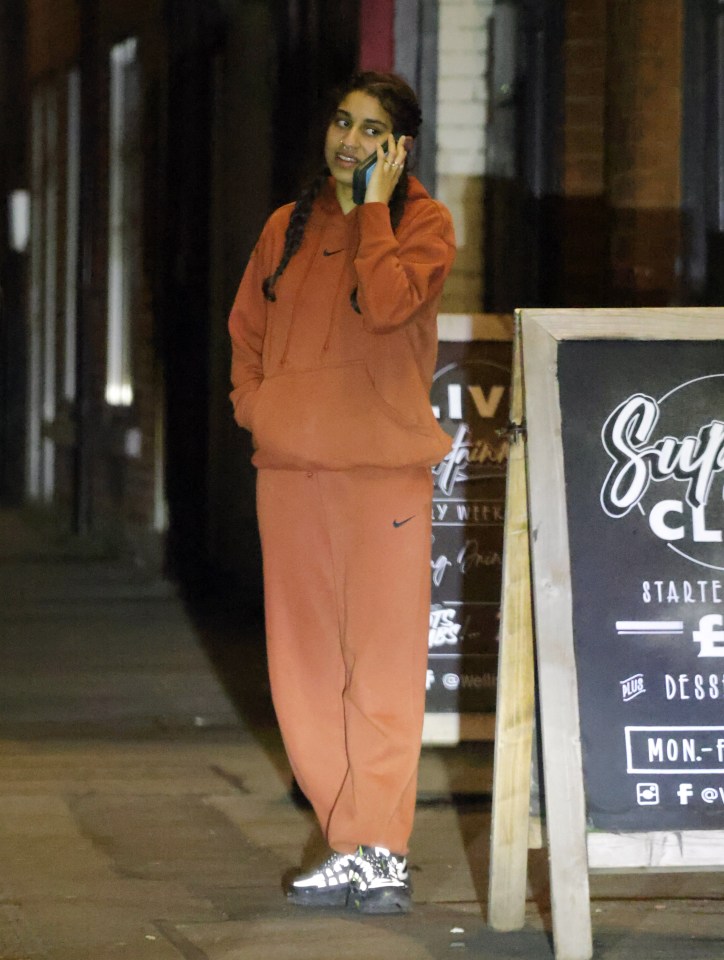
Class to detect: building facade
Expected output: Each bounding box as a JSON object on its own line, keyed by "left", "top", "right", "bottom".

{"left": 2, "top": 0, "right": 720, "bottom": 599}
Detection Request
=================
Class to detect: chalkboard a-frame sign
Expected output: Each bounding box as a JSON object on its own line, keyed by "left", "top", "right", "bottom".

{"left": 496, "top": 309, "right": 724, "bottom": 960}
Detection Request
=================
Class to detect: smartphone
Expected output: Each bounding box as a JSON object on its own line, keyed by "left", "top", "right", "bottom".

{"left": 352, "top": 141, "right": 390, "bottom": 205}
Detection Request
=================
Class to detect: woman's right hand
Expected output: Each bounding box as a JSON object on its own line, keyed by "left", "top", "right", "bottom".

{"left": 364, "top": 134, "right": 408, "bottom": 206}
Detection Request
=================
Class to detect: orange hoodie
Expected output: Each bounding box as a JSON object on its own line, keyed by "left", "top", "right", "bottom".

{"left": 229, "top": 176, "right": 455, "bottom": 470}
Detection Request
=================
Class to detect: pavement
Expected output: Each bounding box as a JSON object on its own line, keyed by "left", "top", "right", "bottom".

{"left": 0, "top": 506, "right": 722, "bottom": 960}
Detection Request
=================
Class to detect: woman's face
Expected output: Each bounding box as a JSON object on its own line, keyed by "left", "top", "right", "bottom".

{"left": 324, "top": 90, "right": 394, "bottom": 192}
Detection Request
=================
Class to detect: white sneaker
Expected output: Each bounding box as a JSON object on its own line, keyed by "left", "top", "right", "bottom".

{"left": 287, "top": 851, "right": 353, "bottom": 907}
{"left": 348, "top": 845, "right": 411, "bottom": 914}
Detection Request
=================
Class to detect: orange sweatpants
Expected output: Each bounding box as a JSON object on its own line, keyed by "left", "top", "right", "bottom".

{"left": 256, "top": 466, "right": 433, "bottom": 856}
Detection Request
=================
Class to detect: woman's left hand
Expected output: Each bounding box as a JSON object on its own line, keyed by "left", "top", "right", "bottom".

{"left": 364, "top": 134, "right": 408, "bottom": 205}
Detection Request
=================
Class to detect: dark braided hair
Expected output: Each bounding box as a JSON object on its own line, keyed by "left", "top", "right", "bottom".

{"left": 262, "top": 71, "right": 423, "bottom": 308}
{"left": 261, "top": 170, "right": 329, "bottom": 302}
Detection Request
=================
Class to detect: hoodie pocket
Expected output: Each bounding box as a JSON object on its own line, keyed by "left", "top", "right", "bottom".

{"left": 251, "top": 360, "right": 448, "bottom": 470}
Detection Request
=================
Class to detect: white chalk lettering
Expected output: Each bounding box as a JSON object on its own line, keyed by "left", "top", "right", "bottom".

{"left": 642, "top": 579, "right": 723, "bottom": 603}
{"left": 693, "top": 614, "right": 724, "bottom": 657}
{"left": 431, "top": 553, "right": 452, "bottom": 587}
{"left": 664, "top": 673, "right": 724, "bottom": 700}
{"left": 648, "top": 737, "right": 697, "bottom": 763}
{"left": 600, "top": 394, "right": 724, "bottom": 517}
{"left": 429, "top": 607, "right": 462, "bottom": 648}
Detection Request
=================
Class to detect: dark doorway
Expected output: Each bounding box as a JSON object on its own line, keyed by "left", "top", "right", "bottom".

{"left": 161, "top": 0, "right": 226, "bottom": 583}
{"left": 483, "top": 0, "right": 564, "bottom": 312}
{"left": 272, "top": 0, "right": 360, "bottom": 205}
{"left": 161, "top": 0, "right": 359, "bottom": 590}
{"left": 0, "top": 0, "right": 27, "bottom": 504}
{"left": 682, "top": 0, "right": 724, "bottom": 305}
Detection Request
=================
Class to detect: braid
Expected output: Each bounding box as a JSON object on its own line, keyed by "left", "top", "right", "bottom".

{"left": 350, "top": 169, "right": 410, "bottom": 313}
{"left": 262, "top": 169, "right": 328, "bottom": 301}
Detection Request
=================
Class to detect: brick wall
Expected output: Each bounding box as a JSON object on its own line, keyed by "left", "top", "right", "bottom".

{"left": 434, "top": 0, "right": 686, "bottom": 311}
{"left": 27, "top": 0, "right": 79, "bottom": 77}
{"left": 561, "top": 0, "right": 684, "bottom": 306}
{"left": 606, "top": 0, "right": 683, "bottom": 304}
{"left": 436, "top": 0, "right": 493, "bottom": 312}
{"left": 562, "top": 0, "right": 606, "bottom": 198}
{"left": 559, "top": 0, "right": 608, "bottom": 304}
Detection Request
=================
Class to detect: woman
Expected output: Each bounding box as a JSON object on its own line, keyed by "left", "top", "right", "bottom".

{"left": 228, "top": 72, "right": 455, "bottom": 914}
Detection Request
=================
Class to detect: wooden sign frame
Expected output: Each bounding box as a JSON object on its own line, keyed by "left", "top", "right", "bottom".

{"left": 489, "top": 308, "right": 724, "bottom": 960}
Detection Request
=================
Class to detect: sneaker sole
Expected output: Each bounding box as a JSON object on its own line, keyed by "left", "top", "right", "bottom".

{"left": 287, "top": 887, "right": 350, "bottom": 908}
{"left": 349, "top": 888, "right": 412, "bottom": 914}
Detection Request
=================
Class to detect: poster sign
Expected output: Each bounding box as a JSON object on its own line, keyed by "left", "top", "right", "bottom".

{"left": 515, "top": 308, "right": 724, "bottom": 960}
{"left": 425, "top": 316, "right": 512, "bottom": 734}
{"left": 557, "top": 340, "right": 724, "bottom": 830}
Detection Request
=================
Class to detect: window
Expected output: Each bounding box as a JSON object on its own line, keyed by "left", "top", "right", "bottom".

{"left": 106, "top": 37, "right": 140, "bottom": 406}
{"left": 64, "top": 68, "right": 81, "bottom": 402}
{"left": 42, "top": 85, "right": 58, "bottom": 496}
{"left": 27, "top": 88, "right": 45, "bottom": 499}
{"left": 26, "top": 84, "right": 59, "bottom": 502}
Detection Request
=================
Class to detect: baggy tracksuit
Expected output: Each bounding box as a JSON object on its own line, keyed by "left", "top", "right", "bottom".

{"left": 229, "top": 176, "right": 456, "bottom": 854}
